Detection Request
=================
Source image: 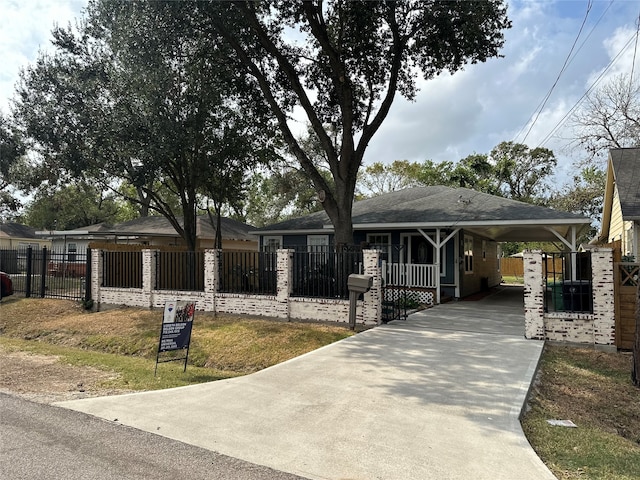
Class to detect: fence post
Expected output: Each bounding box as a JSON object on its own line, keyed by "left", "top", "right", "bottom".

{"left": 362, "top": 249, "right": 382, "bottom": 325}
{"left": 84, "top": 248, "right": 92, "bottom": 305}
{"left": 39, "top": 247, "right": 48, "bottom": 298}
{"left": 204, "top": 249, "right": 218, "bottom": 313}
{"left": 142, "top": 249, "right": 155, "bottom": 308}
{"left": 523, "top": 250, "right": 545, "bottom": 340}
{"left": 25, "top": 246, "right": 33, "bottom": 298}
{"left": 590, "top": 248, "right": 615, "bottom": 348}
{"left": 277, "top": 249, "right": 293, "bottom": 320}
{"left": 92, "top": 249, "right": 102, "bottom": 309}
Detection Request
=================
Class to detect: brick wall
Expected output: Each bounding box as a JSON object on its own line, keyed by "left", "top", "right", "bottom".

{"left": 91, "top": 248, "right": 382, "bottom": 326}
{"left": 523, "top": 249, "right": 616, "bottom": 348}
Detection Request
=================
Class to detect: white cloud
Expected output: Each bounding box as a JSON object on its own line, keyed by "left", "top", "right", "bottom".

{"left": 0, "top": 0, "right": 87, "bottom": 116}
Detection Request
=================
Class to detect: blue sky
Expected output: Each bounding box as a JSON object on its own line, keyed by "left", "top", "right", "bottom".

{"left": 1, "top": 0, "right": 639, "bottom": 184}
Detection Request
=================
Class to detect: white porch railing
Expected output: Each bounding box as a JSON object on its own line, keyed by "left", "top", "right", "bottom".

{"left": 382, "top": 262, "right": 438, "bottom": 288}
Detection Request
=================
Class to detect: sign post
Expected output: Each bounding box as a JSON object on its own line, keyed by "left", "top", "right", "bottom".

{"left": 155, "top": 300, "right": 196, "bottom": 375}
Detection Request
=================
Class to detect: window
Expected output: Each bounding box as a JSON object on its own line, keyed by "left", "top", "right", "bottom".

{"left": 67, "top": 243, "right": 77, "bottom": 263}
{"left": 464, "top": 235, "right": 474, "bottom": 274}
{"left": 367, "top": 233, "right": 391, "bottom": 259}
{"left": 262, "top": 236, "right": 282, "bottom": 252}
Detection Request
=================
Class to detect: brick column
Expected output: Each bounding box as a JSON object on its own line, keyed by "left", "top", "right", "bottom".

{"left": 362, "top": 249, "right": 382, "bottom": 325}
{"left": 590, "top": 248, "right": 615, "bottom": 347}
{"left": 277, "top": 249, "right": 293, "bottom": 320}
{"left": 91, "top": 249, "right": 102, "bottom": 309}
{"left": 524, "top": 250, "right": 545, "bottom": 340}
{"left": 203, "top": 249, "right": 218, "bottom": 312}
{"left": 141, "top": 249, "right": 156, "bottom": 308}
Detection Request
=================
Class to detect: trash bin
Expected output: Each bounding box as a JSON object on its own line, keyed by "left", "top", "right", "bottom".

{"left": 562, "top": 280, "right": 591, "bottom": 312}
{"left": 547, "top": 282, "right": 563, "bottom": 311}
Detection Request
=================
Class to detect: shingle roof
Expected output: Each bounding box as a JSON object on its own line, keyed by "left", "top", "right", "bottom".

{"left": 104, "top": 215, "right": 256, "bottom": 241}
{"left": 0, "top": 223, "right": 38, "bottom": 239}
{"left": 255, "top": 186, "right": 590, "bottom": 232}
{"left": 610, "top": 148, "right": 640, "bottom": 220}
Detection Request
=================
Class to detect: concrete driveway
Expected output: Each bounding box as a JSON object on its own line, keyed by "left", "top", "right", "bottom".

{"left": 58, "top": 285, "right": 555, "bottom": 480}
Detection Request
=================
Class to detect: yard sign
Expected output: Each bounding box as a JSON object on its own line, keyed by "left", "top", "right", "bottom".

{"left": 155, "top": 300, "right": 196, "bottom": 375}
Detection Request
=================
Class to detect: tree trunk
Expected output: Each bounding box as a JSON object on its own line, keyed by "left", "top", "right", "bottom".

{"left": 633, "top": 280, "right": 640, "bottom": 387}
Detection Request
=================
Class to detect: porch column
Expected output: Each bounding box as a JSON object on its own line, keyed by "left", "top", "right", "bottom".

{"left": 523, "top": 250, "right": 545, "bottom": 340}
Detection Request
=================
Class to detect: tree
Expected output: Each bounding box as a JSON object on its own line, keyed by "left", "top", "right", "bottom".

{"left": 22, "top": 182, "right": 133, "bottom": 230}
{"left": 490, "top": 141, "right": 557, "bottom": 203}
{"left": 202, "top": 1, "right": 511, "bottom": 245}
{"left": 570, "top": 74, "right": 640, "bottom": 162}
{"left": 358, "top": 160, "right": 424, "bottom": 196}
{"left": 0, "top": 113, "right": 27, "bottom": 217}
{"left": 13, "top": 0, "right": 275, "bottom": 250}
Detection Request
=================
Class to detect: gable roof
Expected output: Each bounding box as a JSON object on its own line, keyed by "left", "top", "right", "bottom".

{"left": 610, "top": 148, "right": 640, "bottom": 220}
{"left": 255, "top": 186, "right": 591, "bottom": 243}
{"left": 0, "top": 222, "right": 39, "bottom": 239}
{"left": 37, "top": 215, "right": 257, "bottom": 242}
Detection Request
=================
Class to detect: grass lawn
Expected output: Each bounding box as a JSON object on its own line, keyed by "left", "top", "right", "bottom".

{"left": 0, "top": 297, "right": 354, "bottom": 391}
{"left": 521, "top": 344, "right": 640, "bottom": 479}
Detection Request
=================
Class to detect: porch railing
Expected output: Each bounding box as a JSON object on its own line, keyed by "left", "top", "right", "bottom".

{"left": 382, "top": 262, "right": 438, "bottom": 288}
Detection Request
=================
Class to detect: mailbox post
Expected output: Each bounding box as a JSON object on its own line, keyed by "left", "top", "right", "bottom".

{"left": 347, "top": 274, "right": 373, "bottom": 330}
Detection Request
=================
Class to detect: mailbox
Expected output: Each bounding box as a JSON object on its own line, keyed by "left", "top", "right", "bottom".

{"left": 348, "top": 274, "right": 373, "bottom": 294}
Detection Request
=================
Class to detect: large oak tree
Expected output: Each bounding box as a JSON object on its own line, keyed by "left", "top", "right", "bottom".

{"left": 201, "top": 0, "right": 511, "bottom": 245}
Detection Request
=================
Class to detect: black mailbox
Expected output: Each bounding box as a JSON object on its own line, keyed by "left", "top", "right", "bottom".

{"left": 347, "top": 274, "right": 373, "bottom": 294}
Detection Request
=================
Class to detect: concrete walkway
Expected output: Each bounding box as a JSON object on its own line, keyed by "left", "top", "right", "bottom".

{"left": 58, "top": 285, "right": 555, "bottom": 480}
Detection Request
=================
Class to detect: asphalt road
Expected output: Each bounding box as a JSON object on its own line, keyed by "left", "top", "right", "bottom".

{"left": 0, "top": 393, "right": 309, "bottom": 480}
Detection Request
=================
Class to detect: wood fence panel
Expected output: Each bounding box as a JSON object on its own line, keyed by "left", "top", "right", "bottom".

{"left": 615, "top": 262, "right": 638, "bottom": 350}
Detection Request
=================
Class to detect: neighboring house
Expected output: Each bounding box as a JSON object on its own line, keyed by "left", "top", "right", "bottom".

{"left": 254, "top": 186, "right": 592, "bottom": 301}
{"left": 0, "top": 222, "right": 52, "bottom": 273}
{"left": 591, "top": 148, "right": 640, "bottom": 259}
{"left": 1, "top": 222, "right": 51, "bottom": 250}
{"left": 36, "top": 215, "right": 258, "bottom": 252}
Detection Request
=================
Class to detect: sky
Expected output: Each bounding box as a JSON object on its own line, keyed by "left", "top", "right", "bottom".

{"left": 1, "top": 0, "right": 639, "bottom": 185}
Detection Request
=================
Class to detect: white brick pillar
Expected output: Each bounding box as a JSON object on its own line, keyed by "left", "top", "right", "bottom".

{"left": 524, "top": 250, "right": 545, "bottom": 340}
{"left": 362, "top": 249, "right": 382, "bottom": 325}
{"left": 91, "top": 249, "right": 102, "bottom": 308}
{"left": 277, "top": 249, "right": 293, "bottom": 320}
{"left": 590, "top": 248, "right": 615, "bottom": 346}
{"left": 203, "top": 249, "right": 218, "bottom": 312}
{"left": 142, "top": 249, "right": 156, "bottom": 308}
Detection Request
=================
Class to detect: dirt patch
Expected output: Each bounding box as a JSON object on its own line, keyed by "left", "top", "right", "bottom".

{"left": 0, "top": 345, "right": 132, "bottom": 404}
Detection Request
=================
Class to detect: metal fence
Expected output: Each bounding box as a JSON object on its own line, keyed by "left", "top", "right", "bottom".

{"left": 155, "top": 250, "right": 204, "bottom": 291}
{"left": 291, "top": 246, "right": 363, "bottom": 299}
{"left": 219, "top": 250, "right": 277, "bottom": 295}
{"left": 102, "top": 250, "right": 142, "bottom": 288}
{"left": 544, "top": 251, "right": 593, "bottom": 313}
{"left": 0, "top": 246, "right": 89, "bottom": 301}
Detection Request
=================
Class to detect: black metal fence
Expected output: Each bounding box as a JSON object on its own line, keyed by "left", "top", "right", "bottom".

{"left": 291, "top": 245, "right": 363, "bottom": 299}
{"left": 219, "top": 250, "right": 277, "bottom": 295}
{"left": 544, "top": 251, "right": 593, "bottom": 313}
{"left": 0, "top": 246, "right": 89, "bottom": 302}
{"left": 156, "top": 250, "right": 204, "bottom": 291}
{"left": 102, "top": 250, "right": 142, "bottom": 288}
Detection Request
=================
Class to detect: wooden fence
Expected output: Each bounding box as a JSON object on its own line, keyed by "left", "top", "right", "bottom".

{"left": 501, "top": 257, "right": 564, "bottom": 278}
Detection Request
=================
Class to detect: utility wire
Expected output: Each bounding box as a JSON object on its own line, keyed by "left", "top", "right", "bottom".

{"left": 536, "top": 30, "right": 638, "bottom": 148}
{"left": 514, "top": 0, "right": 593, "bottom": 144}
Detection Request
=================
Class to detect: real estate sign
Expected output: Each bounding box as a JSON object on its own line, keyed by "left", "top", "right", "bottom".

{"left": 155, "top": 300, "right": 196, "bottom": 374}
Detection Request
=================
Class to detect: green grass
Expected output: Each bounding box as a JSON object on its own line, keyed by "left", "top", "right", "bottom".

{"left": 501, "top": 275, "right": 524, "bottom": 284}
{"left": 521, "top": 345, "right": 640, "bottom": 479}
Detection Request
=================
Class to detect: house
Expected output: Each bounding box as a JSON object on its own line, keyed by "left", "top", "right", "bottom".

{"left": 591, "top": 147, "right": 640, "bottom": 259}
{"left": 254, "top": 186, "right": 592, "bottom": 302}
{"left": 0, "top": 223, "right": 52, "bottom": 273}
{"left": 36, "top": 215, "right": 259, "bottom": 253}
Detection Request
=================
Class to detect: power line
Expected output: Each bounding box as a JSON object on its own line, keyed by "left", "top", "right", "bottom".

{"left": 536, "top": 30, "right": 638, "bottom": 149}
{"left": 514, "top": 0, "right": 594, "bottom": 144}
